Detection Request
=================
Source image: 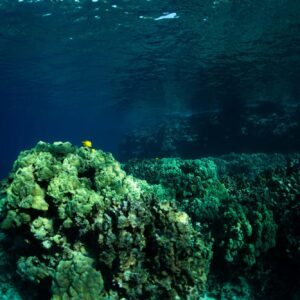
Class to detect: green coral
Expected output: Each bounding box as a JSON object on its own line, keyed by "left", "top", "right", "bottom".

{"left": 0, "top": 141, "right": 211, "bottom": 299}
{"left": 17, "top": 256, "right": 51, "bottom": 283}
{"left": 124, "top": 158, "right": 228, "bottom": 224}
{"left": 2, "top": 143, "right": 299, "bottom": 300}
{"left": 7, "top": 165, "right": 49, "bottom": 211}
{"left": 52, "top": 251, "right": 104, "bottom": 300}
{"left": 219, "top": 201, "right": 277, "bottom": 267}
{"left": 124, "top": 154, "right": 300, "bottom": 299}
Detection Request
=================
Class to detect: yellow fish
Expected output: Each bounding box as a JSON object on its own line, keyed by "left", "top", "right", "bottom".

{"left": 82, "top": 140, "right": 92, "bottom": 148}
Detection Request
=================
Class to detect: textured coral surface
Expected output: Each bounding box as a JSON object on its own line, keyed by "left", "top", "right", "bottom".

{"left": 125, "top": 154, "right": 300, "bottom": 299}
{"left": 0, "top": 143, "right": 300, "bottom": 299}
{"left": 0, "top": 142, "right": 211, "bottom": 300}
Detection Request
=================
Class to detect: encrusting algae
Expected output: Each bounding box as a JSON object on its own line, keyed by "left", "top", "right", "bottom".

{"left": 1, "top": 143, "right": 299, "bottom": 299}
{"left": 0, "top": 141, "right": 212, "bottom": 300}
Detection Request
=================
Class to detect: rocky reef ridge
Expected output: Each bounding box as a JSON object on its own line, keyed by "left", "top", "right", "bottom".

{"left": 0, "top": 141, "right": 211, "bottom": 300}
{"left": 0, "top": 142, "right": 299, "bottom": 299}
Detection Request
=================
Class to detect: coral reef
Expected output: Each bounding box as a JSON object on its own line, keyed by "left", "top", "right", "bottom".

{"left": 0, "top": 142, "right": 299, "bottom": 299}
{"left": 125, "top": 154, "right": 300, "bottom": 299}
{"left": 0, "top": 141, "right": 211, "bottom": 300}
{"left": 124, "top": 158, "right": 228, "bottom": 227}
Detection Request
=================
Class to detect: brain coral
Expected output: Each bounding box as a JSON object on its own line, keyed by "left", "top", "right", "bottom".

{"left": 0, "top": 141, "right": 212, "bottom": 299}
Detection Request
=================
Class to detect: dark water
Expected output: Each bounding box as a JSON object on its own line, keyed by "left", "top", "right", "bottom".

{"left": 0, "top": 0, "right": 300, "bottom": 177}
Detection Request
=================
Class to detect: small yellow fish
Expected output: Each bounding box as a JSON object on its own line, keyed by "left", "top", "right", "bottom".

{"left": 82, "top": 140, "right": 92, "bottom": 148}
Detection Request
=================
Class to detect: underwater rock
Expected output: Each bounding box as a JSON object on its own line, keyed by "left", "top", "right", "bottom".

{"left": 124, "top": 158, "right": 228, "bottom": 227}
{"left": 0, "top": 141, "right": 212, "bottom": 300}
{"left": 1, "top": 142, "right": 299, "bottom": 299}
{"left": 119, "top": 103, "right": 300, "bottom": 160}
{"left": 124, "top": 155, "right": 300, "bottom": 299}
{"left": 51, "top": 251, "right": 104, "bottom": 300}
{"left": 218, "top": 201, "right": 277, "bottom": 267}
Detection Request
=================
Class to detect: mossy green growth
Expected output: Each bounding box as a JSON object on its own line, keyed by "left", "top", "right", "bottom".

{"left": 0, "top": 141, "right": 212, "bottom": 299}
{"left": 7, "top": 165, "right": 49, "bottom": 211}
{"left": 219, "top": 202, "right": 277, "bottom": 267}
{"left": 124, "top": 154, "right": 300, "bottom": 299}
{"left": 52, "top": 251, "right": 104, "bottom": 300}
{"left": 124, "top": 157, "right": 228, "bottom": 224}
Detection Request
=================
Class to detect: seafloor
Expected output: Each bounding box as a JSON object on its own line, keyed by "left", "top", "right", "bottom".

{"left": 0, "top": 141, "right": 299, "bottom": 299}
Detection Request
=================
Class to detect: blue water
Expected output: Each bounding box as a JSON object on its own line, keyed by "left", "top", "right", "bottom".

{"left": 0, "top": 0, "right": 300, "bottom": 177}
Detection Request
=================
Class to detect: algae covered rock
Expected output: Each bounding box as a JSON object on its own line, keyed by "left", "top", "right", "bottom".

{"left": 52, "top": 251, "right": 104, "bottom": 300}
{"left": 211, "top": 156, "right": 300, "bottom": 299}
{"left": 124, "top": 155, "right": 300, "bottom": 300}
{"left": 0, "top": 141, "right": 212, "bottom": 299}
{"left": 124, "top": 158, "right": 228, "bottom": 225}
{"left": 7, "top": 165, "right": 49, "bottom": 211}
{"left": 218, "top": 201, "right": 277, "bottom": 267}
